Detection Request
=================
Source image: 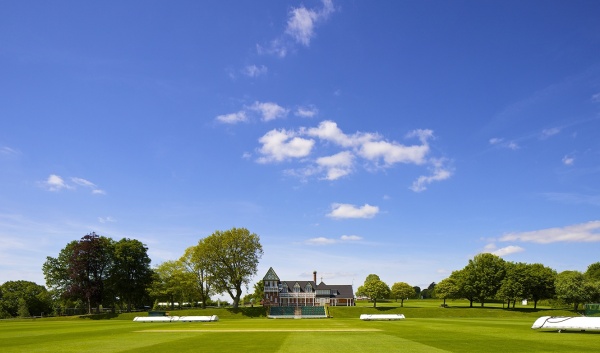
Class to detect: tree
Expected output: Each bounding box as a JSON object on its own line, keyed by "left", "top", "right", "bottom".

{"left": 180, "top": 240, "right": 213, "bottom": 309}
{"left": 412, "top": 286, "right": 421, "bottom": 299}
{"left": 497, "top": 262, "right": 528, "bottom": 308}
{"left": 149, "top": 260, "right": 192, "bottom": 310}
{"left": 0, "top": 281, "right": 52, "bottom": 317}
{"left": 585, "top": 262, "right": 600, "bottom": 281}
{"left": 202, "top": 228, "right": 263, "bottom": 309}
{"left": 451, "top": 269, "right": 477, "bottom": 307}
{"left": 462, "top": 253, "right": 506, "bottom": 307}
{"left": 67, "top": 233, "right": 114, "bottom": 314}
{"left": 109, "top": 238, "right": 153, "bottom": 312}
{"left": 391, "top": 282, "right": 415, "bottom": 307}
{"left": 360, "top": 274, "right": 390, "bottom": 308}
{"left": 434, "top": 277, "right": 458, "bottom": 306}
{"left": 525, "top": 263, "right": 556, "bottom": 309}
{"left": 555, "top": 270, "right": 594, "bottom": 311}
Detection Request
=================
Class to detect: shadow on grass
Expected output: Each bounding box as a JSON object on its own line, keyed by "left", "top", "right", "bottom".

{"left": 79, "top": 313, "right": 120, "bottom": 320}
{"left": 225, "top": 307, "right": 267, "bottom": 318}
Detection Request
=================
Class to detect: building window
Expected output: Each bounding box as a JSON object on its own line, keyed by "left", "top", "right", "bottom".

{"left": 305, "top": 284, "right": 313, "bottom": 293}
{"left": 294, "top": 283, "right": 300, "bottom": 293}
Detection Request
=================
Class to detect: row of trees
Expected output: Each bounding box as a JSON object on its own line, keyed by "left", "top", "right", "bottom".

{"left": 42, "top": 232, "right": 154, "bottom": 314}
{"left": 40, "top": 228, "right": 263, "bottom": 316}
{"left": 357, "top": 254, "right": 600, "bottom": 311}
{"left": 436, "top": 254, "right": 600, "bottom": 310}
{"left": 150, "top": 227, "right": 263, "bottom": 309}
{"left": 0, "top": 280, "right": 53, "bottom": 318}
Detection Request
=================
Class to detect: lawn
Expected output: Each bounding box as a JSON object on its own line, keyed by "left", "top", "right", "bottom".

{"left": 1, "top": 303, "right": 598, "bottom": 353}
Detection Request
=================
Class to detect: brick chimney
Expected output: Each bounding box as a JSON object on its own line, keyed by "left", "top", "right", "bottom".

{"left": 313, "top": 270, "right": 317, "bottom": 283}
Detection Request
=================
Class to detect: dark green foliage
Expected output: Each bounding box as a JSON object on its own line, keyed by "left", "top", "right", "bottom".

{"left": 0, "top": 280, "right": 52, "bottom": 317}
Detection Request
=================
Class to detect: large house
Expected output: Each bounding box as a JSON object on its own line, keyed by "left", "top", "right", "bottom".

{"left": 262, "top": 267, "right": 355, "bottom": 307}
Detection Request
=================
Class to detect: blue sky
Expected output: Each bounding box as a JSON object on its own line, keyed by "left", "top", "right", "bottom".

{"left": 1, "top": 0, "right": 600, "bottom": 294}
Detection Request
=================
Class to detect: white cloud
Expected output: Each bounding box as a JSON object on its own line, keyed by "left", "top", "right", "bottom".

{"left": 410, "top": 158, "right": 453, "bottom": 192}
{"left": 98, "top": 216, "right": 116, "bottom": 223}
{"left": 489, "top": 137, "right": 519, "bottom": 150}
{"left": 562, "top": 155, "right": 574, "bottom": 165}
{"left": 359, "top": 140, "right": 430, "bottom": 165}
{"left": 592, "top": 92, "right": 600, "bottom": 102}
{"left": 243, "top": 64, "right": 268, "bottom": 78}
{"left": 249, "top": 101, "right": 289, "bottom": 121}
{"left": 286, "top": 0, "right": 335, "bottom": 46}
{"left": 295, "top": 105, "right": 318, "bottom": 118}
{"left": 71, "top": 177, "right": 96, "bottom": 188}
{"left": 258, "top": 120, "right": 451, "bottom": 189}
{"left": 71, "top": 177, "right": 105, "bottom": 195}
{"left": 259, "top": 0, "right": 336, "bottom": 57}
{"left": 257, "top": 129, "right": 315, "bottom": 163}
{"left": 1, "top": 146, "right": 20, "bottom": 157}
{"left": 305, "top": 120, "right": 376, "bottom": 148}
{"left": 316, "top": 151, "right": 354, "bottom": 180}
{"left": 43, "top": 174, "right": 71, "bottom": 191}
{"left": 306, "top": 234, "right": 363, "bottom": 245}
{"left": 216, "top": 111, "right": 248, "bottom": 124}
{"left": 483, "top": 243, "right": 525, "bottom": 257}
{"left": 40, "top": 175, "right": 104, "bottom": 194}
{"left": 541, "top": 127, "right": 561, "bottom": 139}
{"left": 340, "top": 235, "right": 362, "bottom": 241}
{"left": 499, "top": 221, "right": 600, "bottom": 244}
{"left": 306, "top": 237, "right": 337, "bottom": 245}
{"left": 359, "top": 129, "right": 433, "bottom": 166}
{"left": 327, "top": 203, "right": 379, "bottom": 219}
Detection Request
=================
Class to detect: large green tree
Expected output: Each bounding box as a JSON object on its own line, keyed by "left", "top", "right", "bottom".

{"left": 462, "top": 253, "right": 506, "bottom": 307}
{"left": 555, "top": 270, "right": 595, "bottom": 311}
{"left": 200, "top": 227, "right": 263, "bottom": 309}
{"left": 180, "top": 241, "right": 213, "bottom": 309}
{"left": 434, "top": 277, "right": 458, "bottom": 306}
{"left": 150, "top": 260, "right": 193, "bottom": 310}
{"left": 358, "top": 274, "right": 390, "bottom": 308}
{"left": 391, "top": 282, "right": 415, "bottom": 307}
{"left": 109, "top": 238, "right": 153, "bottom": 312}
{"left": 450, "top": 269, "right": 477, "bottom": 307}
{"left": 497, "top": 262, "right": 528, "bottom": 308}
{"left": 0, "top": 281, "right": 52, "bottom": 317}
{"left": 525, "top": 263, "right": 556, "bottom": 309}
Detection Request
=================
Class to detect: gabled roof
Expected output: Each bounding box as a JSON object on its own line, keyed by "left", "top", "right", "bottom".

{"left": 263, "top": 267, "right": 280, "bottom": 281}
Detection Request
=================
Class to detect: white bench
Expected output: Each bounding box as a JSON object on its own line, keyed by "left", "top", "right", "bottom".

{"left": 360, "top": 314, "right": 405, "bottom": 321}
{"left": 133, "top": 315, "right": 218, "bottom": 323}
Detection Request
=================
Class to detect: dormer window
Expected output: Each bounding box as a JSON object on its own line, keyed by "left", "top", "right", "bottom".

{"left": 294, "top": 283, "right": 301, "bottom": 293}
{"left": 305, "top": 283, "right": 313, "bottom": 293}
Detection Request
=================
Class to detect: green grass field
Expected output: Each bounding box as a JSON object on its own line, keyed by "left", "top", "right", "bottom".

{"left": 1, "top": 301, "right": 598, "bottom": 353}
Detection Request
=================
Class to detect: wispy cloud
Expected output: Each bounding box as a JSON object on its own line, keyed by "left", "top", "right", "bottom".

{"left": 540, "top": 127, "right": 561, "bottom": 139}
{"left": 306, "top": 234, "right": 363, "bottom": 245}
{"left": 98, "top": 216, "right": 116, "bottom": 223}
{"left": 215, "top": 101, "right": 290, "bottom": 124}
{"left": 327, "top": 203, "right": 379, "bottom": 219}
{"left": 41, "top": 174, "right": 72, "bottom": 192}
{"left": 410, "top": 158, "right": 453, "bottom": 192}
{"left": 242, "top": 64, "right": 268, "bottom": 78}
{"left": 216, "top": 111, "right": 248, "bottom": 124}
{"left": 499, "top": 221, "right": 600, "bottom": 244}
{"left": 1, "top": 146, "right": 20, "bottom": 157}
{"left": 249, "top": 101, "right": 289, "bottom": 122}
{"left": 562, "top": 155, "right": 575, "bottom": 165}
{"left": 489, "top": 137, "right": 519, "bottom": 150}
{"left": 258, "top": 0, "right": 336, "bottom": 57}
{"left": 483, "top": 243, "right": 525, "bottom": 257}
{"left": 294, "top": 105, "right": 318, "bottom": 118}
{"left": 40, "top": 174, "right": 105, "bottom": 194}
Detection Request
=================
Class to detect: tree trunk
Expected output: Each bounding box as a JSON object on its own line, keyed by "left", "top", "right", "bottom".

{"left": 373, "top": 299, "right": 377, "bottom": 308}
{"left": 469, "top": 299, "right": 473, "bottom": 308}
{"left": 401, "top": 299, "right": 404, "bottom": 307}
{"left": 533, "top": 299, "right": 538, "bottom": 309}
